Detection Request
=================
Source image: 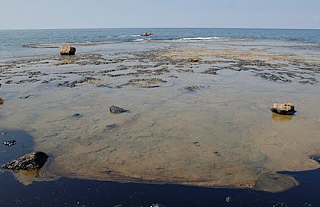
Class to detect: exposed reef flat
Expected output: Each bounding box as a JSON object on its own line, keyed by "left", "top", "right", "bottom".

{"left": 1, "top": 39, "right": 320, "bottom": 192}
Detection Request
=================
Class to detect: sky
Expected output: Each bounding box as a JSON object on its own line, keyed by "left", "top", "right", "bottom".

{"left": 0, "top": 0, "right": 319, "bottom": 30}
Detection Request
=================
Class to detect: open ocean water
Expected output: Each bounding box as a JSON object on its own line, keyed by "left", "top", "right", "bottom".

{"left": 1, "top": 28, "right": 320, "bottom": 207}
{"left": 0, "top": 28, "right": 320, "bottom": 61}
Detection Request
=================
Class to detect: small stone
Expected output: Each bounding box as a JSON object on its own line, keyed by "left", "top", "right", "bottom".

{"left": 60, "top": 45, "right": 76, "bottom": 55}
{"left": 109, "top": 105, "right": 129, "bottom": 114}
{"left": 2, "top": 131, "right": 9, "bottom": 135}
{"left": 72, "top": 113, "right": 83, "bottom": 118}
{"left": 2, "top": 151, "right": 48, "bottom": 171}
{"left": 271, "top": 103, "right": 295, "bottom": 115}
{"left": 0, "top": 98, "right": 3, "bottom": 105}
{"left": 2, "top": 140, "right": 17, "bottom": 147}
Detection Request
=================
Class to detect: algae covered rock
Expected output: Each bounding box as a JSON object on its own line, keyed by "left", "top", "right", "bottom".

{"left": 2, "top": 151, "right": 48, "bottom": 170}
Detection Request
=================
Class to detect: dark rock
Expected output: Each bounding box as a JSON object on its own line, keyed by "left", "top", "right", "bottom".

{"left": 202, "top": 68, "right": 218, "bottom": 75}
{"left": 5, "top": 80, "right": 13, "bottom": 84}
{"left": 189, "top": 58, "right": 199, "bottom": 63}
{"left": 72, "top": 113, "right": 83, "bottom": 118}
{"left": 15, "top": 79, "right": 41, "bottom": 84}
{"left": 58, "top": 77, "right": 98, "bottom": 88}
{"left": 0, "top": 97, "right": 3, "bottom": 105}
{"left": 310, "top": 154, "right": 320, "bottom": 164}
{"left": 96, "top": 83, "right": 112, "bottom": 88}
{"left": 2, "top": 151, "right": 48, "bottom": 171}
{"left": 60, "top": 45, "right": 76, "bottom": 55}
{"left": 109, "top": 105, "right": 129, "bottom": 114}
{"left": 271, "top": 103, "right": 295, "bottom": 115}
{"left": 2, "top": 140, "right": 17, "bottom": 147}
{"left": 19, "top": 95, "right": 32, "bottom": 99}
{"left": 185, "top": 85, "right": 202, "bottom": 92}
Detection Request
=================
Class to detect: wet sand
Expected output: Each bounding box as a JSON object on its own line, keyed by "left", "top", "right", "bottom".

{"left": 1, "top": 39, "right": 320, "bottom": 192}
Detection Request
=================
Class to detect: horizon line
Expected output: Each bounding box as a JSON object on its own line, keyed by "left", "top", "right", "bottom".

{"left": 1, "top": 26, "right": 320, "bottom": 31}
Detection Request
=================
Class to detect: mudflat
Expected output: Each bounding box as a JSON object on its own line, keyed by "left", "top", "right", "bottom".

{"left": 1, "top": 39, "right": 320, "bottom": 192}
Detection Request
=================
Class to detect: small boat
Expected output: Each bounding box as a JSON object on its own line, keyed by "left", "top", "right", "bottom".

{"left": 141, "top": 33, "right": 153, "bottom": 36}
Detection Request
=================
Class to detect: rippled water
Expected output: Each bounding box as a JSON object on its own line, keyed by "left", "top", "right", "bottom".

{"left": 1, "top": 28, "right": 320, "bottom": 61}
{"left": 1, "top": 38, "right": 320, "bottom": 193}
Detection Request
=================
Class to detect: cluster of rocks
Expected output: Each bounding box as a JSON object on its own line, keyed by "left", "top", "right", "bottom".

{"left": 2, "top": 140, "right": 17, "bottom": 147}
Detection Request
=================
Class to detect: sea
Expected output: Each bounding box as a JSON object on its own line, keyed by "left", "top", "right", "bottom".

{"left": 1, "top": 28, "right": 320, "bottom": 207}
{"left": 0, "top": 28, "right": 320, "bottom": 61}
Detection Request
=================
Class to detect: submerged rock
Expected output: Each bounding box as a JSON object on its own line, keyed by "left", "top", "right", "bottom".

{"left": 60, "top": 45, "right": 76, "bottom": 55}
{"left": 72, "top": 113, "right": 83, "bottom": 118}
{"left": 2, "top": 131, "right": 9, "bottom": 135}
{"left": 2, "top": 151, "right": 48, "bottom": 171}
{"left": 109, "top": 105, "right": 129, "bottom": 114}
{"left": 2, "top": 140, "right": 17, "bottom": 147}
{"left": 185, "top": 85, "right": 202, "bottom": 92}
{"left": 271, "top": 103, "right": 295, "bottom": 115}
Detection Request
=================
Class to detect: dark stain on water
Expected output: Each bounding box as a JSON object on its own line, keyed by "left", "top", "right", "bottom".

{"left": 0, "top": 129, "right": 320, "bottom": 207}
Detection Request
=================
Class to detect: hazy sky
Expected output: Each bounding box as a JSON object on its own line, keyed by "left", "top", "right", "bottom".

{"left": 0, "top": 0, "right": 319, "bottom": 29}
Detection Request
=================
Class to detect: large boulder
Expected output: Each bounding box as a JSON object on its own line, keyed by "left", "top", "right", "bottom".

{"left": 60, "top": 45, "right": 76, "bottom": 55}
{"left": 2, "top": 151, "right": 48, "bottom": 170}
{"left": 271, "top": 103, "right": 295, "bottom": 115}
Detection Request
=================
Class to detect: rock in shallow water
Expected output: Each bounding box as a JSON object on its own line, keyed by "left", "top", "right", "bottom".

{"left": 0, "top": 97, "right": 3, "bottom": 105}
{"left": 2, "top": 140, "right": 17, "bottom": 147}
{"left": 60, "top": 45, "right": 76, "bottom": 55}
{"left": 2, "top": 151, "right": 48, "bottom": 170}
{"left": 271, "top": 103, "right": 295, "bottom": 115}
{"left": 109, "top": 105, "right": 129, "bottom": 114}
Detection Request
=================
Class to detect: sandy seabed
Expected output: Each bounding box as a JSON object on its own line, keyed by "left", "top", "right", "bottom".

{"left": 1, "top": 39, "right": 320, "bottom": 192}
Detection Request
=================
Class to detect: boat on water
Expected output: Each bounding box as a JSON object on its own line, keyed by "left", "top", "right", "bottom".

{"left": 141, "top": 33, "right": 153, "bottom": 36}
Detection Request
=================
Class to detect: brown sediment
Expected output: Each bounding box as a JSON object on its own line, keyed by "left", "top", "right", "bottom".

{"left": 0, "top": 39, "right": 320, "bottom": 192}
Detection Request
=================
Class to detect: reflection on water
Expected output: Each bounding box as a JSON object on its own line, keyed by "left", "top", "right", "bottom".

{"left": 0, "top": 40, "right": 320, "bottom": 193}
{"left": 271, "top": 113, "right": 293, "bottom": 122}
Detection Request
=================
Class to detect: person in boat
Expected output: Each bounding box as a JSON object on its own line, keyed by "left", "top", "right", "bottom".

{"left": 141, "top": 32, "right": 153, "bottom": 36}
